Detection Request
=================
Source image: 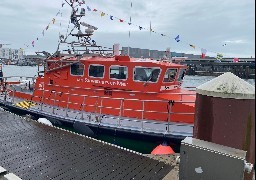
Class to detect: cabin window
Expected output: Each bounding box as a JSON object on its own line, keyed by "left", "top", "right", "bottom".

{"left": 110, "top": 66, "right": 128, "bottom": 80}
{"left": 71, "top": 63, "right": 84, "bottom": 76}
{"left": 134, "top": 67, "right": 161, "bottom": 82}
{"left": 177, "top": 69, "right": 186, "bottom": 81}
{"left": 163, "top": 69, "right": 177, "bottom": 82}
{"left": 89, "top": 65, "right": 105, "bottom": 78}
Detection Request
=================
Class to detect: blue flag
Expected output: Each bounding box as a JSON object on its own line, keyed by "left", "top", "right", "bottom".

{"left": 87, "top": 6, "right": 91, "bottom": 11}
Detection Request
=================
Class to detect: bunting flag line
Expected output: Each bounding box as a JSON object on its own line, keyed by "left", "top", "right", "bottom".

{"left": 23, "top": 1, "right": 65, "bottom": 49}
{"left": 189, "top": 44, "right": 196, "bottom": 49}
{"left": 81, "top": 3, "right": 228, "bottom": 57}
{"left": 175, "top": 35, "right": 180, "bottom": 42}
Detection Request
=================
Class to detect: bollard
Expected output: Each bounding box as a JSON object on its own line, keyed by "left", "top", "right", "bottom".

{"left": 193, "top": 72, "right": 255, "bottom": 180}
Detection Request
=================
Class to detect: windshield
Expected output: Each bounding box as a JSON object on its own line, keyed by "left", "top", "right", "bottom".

{"left": 163, "top": 69, "right": 177, "bottom": 82}
{"left": 177, "top": 69, "right": 186, "bottom": 81}
{"left": 134, "top": 67, "right": 161, "bottom": 82}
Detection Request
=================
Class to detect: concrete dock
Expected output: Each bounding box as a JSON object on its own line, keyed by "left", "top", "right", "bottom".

{"left": 0, "top": 109, "right": 175, "bottom": 180}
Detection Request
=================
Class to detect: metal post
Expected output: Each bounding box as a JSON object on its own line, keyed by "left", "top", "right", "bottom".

{"left": 66, "top": 94, "right": 71, "bottom": 117}
{"left": 53, "top": 91, "right": 57, "bottom": 114}
{"left": 12, "top": 88, "right": 15, "bottom": 104}
{"left": 118, "top": 99, "right": 124, "bottom": 126}
{"left": 141, "top": 101, "right": 145, "bottom": 131}
{"left": 3, "top": 82, "right": 7, "bottom": 102}
{"left": 167, "top": 100, "right": 173, "bottom": 133}
{"left": 41, "top": 89, "right": 45, "bottom": 111}
{"left": 81, "top": 96, "right": 86, "bottom": 120}
{"left": 99, "top": 98, "right": 103, "bottom": 115}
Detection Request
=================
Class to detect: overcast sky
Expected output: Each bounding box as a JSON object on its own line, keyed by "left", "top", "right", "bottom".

{"left": 0, "top": 0, "right": 255, "bottom": 58}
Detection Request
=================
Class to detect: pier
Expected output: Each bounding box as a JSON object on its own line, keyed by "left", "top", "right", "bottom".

{"left": 178, "top": 59, "right": 255, "bottom": 79}
{"left": 0, "top": 109, "right": 174, "bottom": 180}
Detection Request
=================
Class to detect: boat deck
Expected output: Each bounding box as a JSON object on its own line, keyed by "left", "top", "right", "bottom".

{"left": 0, "top": 109, "right": 173, "bottom": 179}
{"left": 0, "top": 92, "right": 193, "bottom": 138}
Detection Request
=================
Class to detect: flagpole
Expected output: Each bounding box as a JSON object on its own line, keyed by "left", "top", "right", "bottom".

{"left": 128, "top": 1, "right": 132, "bottom": 57}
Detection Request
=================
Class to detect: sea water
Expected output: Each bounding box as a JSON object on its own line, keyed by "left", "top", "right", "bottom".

{"left": 2, "top": 65, "right": 255, "bottom": 153}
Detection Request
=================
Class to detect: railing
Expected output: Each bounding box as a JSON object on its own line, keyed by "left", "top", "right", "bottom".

{"left": 4, "top": 77, "right": 195, "bottom": 134}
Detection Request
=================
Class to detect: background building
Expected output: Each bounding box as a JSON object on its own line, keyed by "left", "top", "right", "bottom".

{"left": 122, "top": 47, "right": 208, "bottom": 59}
{"left": 0, "top": 48, "right": 24, "bottom": 61}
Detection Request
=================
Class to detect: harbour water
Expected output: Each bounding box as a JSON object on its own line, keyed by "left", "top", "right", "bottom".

{"left": 2, "top": 65, "right": 255, "bottom": 153}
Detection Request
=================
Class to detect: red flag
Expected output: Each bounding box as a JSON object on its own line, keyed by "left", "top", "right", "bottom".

{"left": 233, "top": 58, "right": 239, "bottom": 63}
{"left": 201, "top": 48, "right": 207, "bottom": 59}
{"left": 119, "top": 19, "right": 124, "bottom": 22}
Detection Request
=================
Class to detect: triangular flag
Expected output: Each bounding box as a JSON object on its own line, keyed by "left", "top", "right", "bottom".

{"left": 36, "top": 37, "right": 39, "bottom": 41}
{"left": 139, "top": 26, "right": 142, "bottom": 30}
{"left": 189, "top": 44, "right": 196, "bottom": 49}
{"left": 62, "top": 3, "right": 65, "bottom": 7}
{"left": 110, "top": 15, "right": 114, "bottom": 20}
{"left": 56, "top": 11, "right": 60, "bottom": 16}
{"left": 93, "top": 9, "right": 97, "bottom": 12}
{"left": 119, "top": 19, "right": 124, "bottom": 22}
{"left": 174, "top": 35, "right": 180, "bottom": 42}
{"left": 101, "top": 12, "right": 105, "bottom": 17}
{"left": 150, "top": 21, "right": 152, "bottom": 35}
{"left": 46, "top": 25, "right": 49, "bottom": 30}
{"left": 52, "top": 18, "right": 56, "bottom": 24}
{"left": 128, "top": 17, "right": 131, "bottom": 25}
{"left": 87, "top": 6, "right": 91, "bottom": 11}
{"left": 32, "top": 41, "right": 35, "bottom": 47}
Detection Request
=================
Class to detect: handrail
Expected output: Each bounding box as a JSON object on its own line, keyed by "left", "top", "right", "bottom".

{"left": 5, "top": 80, "right": 195, "bottom": 134}
{"left": 28, "top": 88, "right": 194, "bottom": 123}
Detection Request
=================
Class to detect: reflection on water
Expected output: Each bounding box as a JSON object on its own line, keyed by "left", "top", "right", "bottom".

{"left": 3, "top": 65, "right": 255, "bottom": 153}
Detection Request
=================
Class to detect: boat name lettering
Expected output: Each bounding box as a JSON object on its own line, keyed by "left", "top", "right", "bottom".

{"left": 77, "top": 78, "right": 127, "bottom": 87}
